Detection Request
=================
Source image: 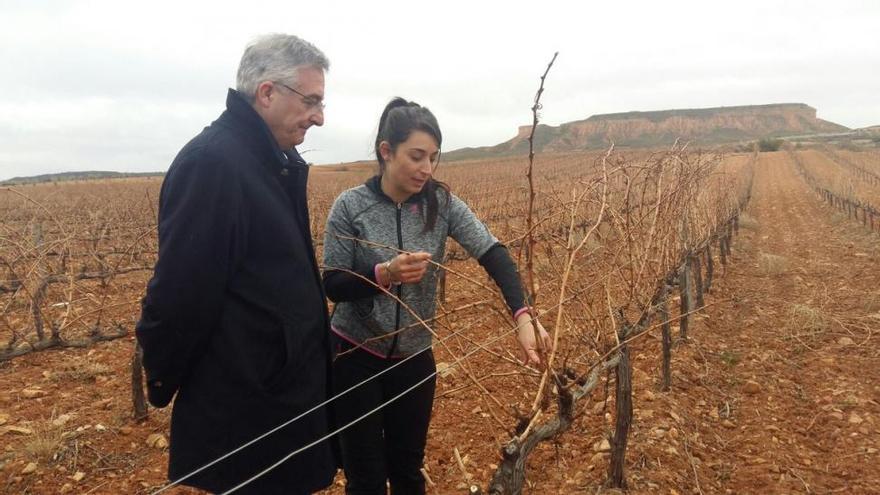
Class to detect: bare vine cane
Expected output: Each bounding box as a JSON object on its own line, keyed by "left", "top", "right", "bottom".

{"left": 523, "top": 51, "right": 558, "bottom": 306}
{"left": 522, "top": 145, "right": 611, "bottom": 433}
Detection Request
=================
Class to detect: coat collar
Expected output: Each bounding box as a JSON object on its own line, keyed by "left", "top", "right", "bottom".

{"left": 219, "top": 89, "right": 307, "bottom": 169}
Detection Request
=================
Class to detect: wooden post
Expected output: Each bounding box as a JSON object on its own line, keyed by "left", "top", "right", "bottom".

{"left": 678, "top": 261, "right": 691, "bottom": 341}
{"left": 691, "top": 253, "right": 705, "bottom": 309}
{"left": 704, "top": 245, "right": 714, "bottom": 293}
{"left": 608, "top": 330, "right": 632, "bottom": 489}
{"left": 660, "top": 282, "right": 672, "bottom": 392}
{"left": 132, "top": 342, "right": 148, "bottom": 421}
{"left": 438, "top": 269, "right": 447, "bottom": 303}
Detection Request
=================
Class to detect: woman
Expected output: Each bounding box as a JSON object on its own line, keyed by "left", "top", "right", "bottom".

{"left": 322, "top": 97, "right": 550, "bottom": 494}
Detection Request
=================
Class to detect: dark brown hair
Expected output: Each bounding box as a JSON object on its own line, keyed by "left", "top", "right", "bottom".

{"left": 375, "top": 97, "right": 450, "bottom": 231}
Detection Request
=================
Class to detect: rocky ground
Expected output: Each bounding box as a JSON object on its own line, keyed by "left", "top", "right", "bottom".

{"left": 1, "top": 151, "right": 878, "bottom": 494}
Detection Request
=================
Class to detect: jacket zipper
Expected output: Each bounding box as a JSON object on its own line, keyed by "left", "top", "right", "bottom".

{"left": 387, "top": 202, "right": 404, "bottom": 358}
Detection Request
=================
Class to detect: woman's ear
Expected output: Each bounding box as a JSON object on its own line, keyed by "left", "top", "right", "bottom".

{"left": 378, "top": 141, "right": 392, "bottom": 162}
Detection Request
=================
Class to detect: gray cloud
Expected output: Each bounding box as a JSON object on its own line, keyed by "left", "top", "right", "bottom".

{"left": 2, "top": 0, "right": 878, "bottom": 181}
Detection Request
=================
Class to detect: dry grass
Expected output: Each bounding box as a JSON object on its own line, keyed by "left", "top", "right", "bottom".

{"left": 49, "top": 358, "right": 111, "bottom": 382}
{"left": 787, "top": 303, "right": 828, "bottom": 335}
{"left": 21, "top": 416, "right": 68, "bottom": 463}
{"left": 738, "top": 212, "right": 759, "bottom": 231}
{"left": 758, "top": 252, "right": 788, "bottom": 276}
{"left": 863, "top": 290, "right": 880, "bottom": 314}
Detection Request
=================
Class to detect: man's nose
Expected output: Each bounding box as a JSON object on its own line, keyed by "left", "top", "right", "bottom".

{"left": 311, "top": 108, "right": 324, "bottom": 127}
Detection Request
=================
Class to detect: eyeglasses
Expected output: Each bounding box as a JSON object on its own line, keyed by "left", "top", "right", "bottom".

{"left": 275, "top": 82, "right": 325, "bottom": 111}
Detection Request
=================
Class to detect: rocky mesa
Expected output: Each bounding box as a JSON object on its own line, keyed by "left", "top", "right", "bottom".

{"left": 445, "top": 103, "right": 849, "bottom": 160}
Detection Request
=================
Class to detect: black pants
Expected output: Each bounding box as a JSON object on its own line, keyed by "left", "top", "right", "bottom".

{"left": 332, "top": 337, "right": 436, "bottom": 495}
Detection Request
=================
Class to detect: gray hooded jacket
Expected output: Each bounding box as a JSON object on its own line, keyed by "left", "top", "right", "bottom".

{"left": 323, "top": 176, "right": 498, "bottom": 357}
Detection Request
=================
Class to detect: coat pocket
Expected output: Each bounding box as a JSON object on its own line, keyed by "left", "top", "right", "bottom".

{"left": 264, "top": 320, "right": 306, "bottom": 393}
{"left": 352, "top": 297, "right": 375, "bottom": 320}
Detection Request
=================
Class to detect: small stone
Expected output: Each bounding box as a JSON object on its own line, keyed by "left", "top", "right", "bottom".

{"left": 838, "top": 337, "right": 855, "bottom": 346}
{"left": 743, "top": 381, "right": 761, "bottom": 395}
{"left": 849, "top": 413, "right": 864, "bottom": 425}
{"left": 95, "top": 424, "right": 106, "bottom": 432}
{"left": 119, "top": 426, "right": 133, "bottom": 436}
{"left": 3, "top": 426, "right": 34, "bottom": 435}
{"left": 52, "top": 414, "right": 72, "bottom": 427}
{"left": 20, "top": 389, "right": 46, "bottom": 399}
{"left": 72, "top": 471, "right": 85, "bottom": 482}
{"left": 593, "top": 438, "right": 611, "bottom": 452}
{"left": 436, "top": 362, "right": 455, "bottom": 378}
{"left": 21, "top": 462, "right": 37, "bottom": 474}
{"left": 146, "top": 433, "right": 168, "bottom": 449}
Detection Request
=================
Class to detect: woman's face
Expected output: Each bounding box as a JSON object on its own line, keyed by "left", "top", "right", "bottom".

{"left": 380, "top": 130, "right": 440, "bottom": 200}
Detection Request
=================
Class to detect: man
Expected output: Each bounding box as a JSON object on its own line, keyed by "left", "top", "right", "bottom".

{"left": 136, "top": 34, "right": 335, "bottom": 494}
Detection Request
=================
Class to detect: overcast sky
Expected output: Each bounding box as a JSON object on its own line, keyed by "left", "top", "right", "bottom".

{"left": 1, "top": 0, "right": 878, "bottom": 180}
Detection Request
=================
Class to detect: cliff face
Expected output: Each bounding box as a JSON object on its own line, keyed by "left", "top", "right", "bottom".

{"left": 445, "top": 103, "right": 849, "bottom": 160}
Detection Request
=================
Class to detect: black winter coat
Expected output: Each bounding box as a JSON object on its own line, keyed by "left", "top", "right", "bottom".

{"left": 135, "top": 89, "right": 336, "bottom": 494}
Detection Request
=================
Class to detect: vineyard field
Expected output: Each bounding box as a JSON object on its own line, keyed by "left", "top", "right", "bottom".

{"left": 0, "top": 147, "right": 878, "bottom": 494}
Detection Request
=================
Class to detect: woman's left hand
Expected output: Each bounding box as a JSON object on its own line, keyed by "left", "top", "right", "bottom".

{"left": 515, "top": 313, "right": 552, "bottom": 367}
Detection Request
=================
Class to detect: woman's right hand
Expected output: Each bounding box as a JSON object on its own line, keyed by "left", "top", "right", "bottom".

{"left": 384, "top": 252, "right": 432, "bottom": 285}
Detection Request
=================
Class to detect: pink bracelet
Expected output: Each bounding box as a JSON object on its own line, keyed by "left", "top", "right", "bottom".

{"left": 374, "top": 263, "right": 392, "bottom": 289}
{"left": 513, "top": 307, "right": 532, "bottom": 321}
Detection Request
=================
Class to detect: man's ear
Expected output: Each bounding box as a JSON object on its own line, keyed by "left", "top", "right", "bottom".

{"left": 253, "top": 81, "right": 275, "bottom": 109}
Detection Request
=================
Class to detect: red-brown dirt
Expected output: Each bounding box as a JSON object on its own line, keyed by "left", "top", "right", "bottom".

{"left": 1, "top": 150, "right": 878, "bottom": 494}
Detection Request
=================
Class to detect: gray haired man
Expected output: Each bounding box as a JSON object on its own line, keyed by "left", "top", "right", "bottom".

{"left": 136, "top": 34, "right": 336, "bottom": 494}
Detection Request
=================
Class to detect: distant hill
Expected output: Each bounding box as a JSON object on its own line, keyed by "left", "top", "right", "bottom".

{"left": 444, "top": 103, "right": 850, "bottom": 160}
{"left": 1, "top": 170, "right": 164, "bottom": 185}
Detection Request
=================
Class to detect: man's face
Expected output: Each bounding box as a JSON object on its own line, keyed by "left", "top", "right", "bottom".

{"left": 263, "top": 66, "right": 325, "bottom": 149}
